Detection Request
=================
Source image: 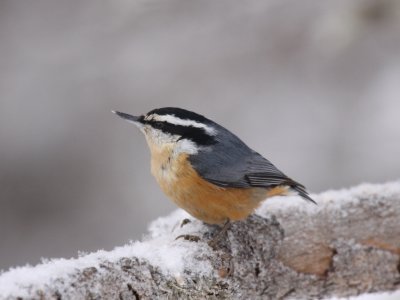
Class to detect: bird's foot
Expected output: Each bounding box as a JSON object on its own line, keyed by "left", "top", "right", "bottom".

{"left": 175, "top": 234, "right": 201, "bottom": 242}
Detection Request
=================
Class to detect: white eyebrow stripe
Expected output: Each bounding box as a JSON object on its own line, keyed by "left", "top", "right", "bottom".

{"left": 149, "top": 114, "right": 217, "bottom": 135}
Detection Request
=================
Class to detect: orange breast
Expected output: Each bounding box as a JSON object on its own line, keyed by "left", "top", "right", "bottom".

{"left": 149, "top": 145, "right": 287, "bottom": 225}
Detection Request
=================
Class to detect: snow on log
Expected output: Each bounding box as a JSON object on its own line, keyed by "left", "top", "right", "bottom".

{"left": 0, "top": 181, "right": 399, "bottom": 299}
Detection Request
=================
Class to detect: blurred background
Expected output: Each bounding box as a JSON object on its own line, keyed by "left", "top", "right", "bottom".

{"left": 1, "top": 0, "right": 400, "bottom": 270}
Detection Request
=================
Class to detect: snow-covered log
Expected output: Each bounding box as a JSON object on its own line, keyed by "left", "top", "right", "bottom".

{"left": 0, "top": 182, "right": 399, "bottom": 299}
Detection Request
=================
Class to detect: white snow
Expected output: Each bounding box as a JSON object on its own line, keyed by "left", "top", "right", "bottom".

{"left": 0, "top": 210, "right": 212, "bottom": 298}
{"left": 328, "top": 289, "right": 400, "bottom": 300}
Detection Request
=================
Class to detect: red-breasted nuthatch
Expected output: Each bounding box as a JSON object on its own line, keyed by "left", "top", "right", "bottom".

{"left": 113, "top": 107, "right": 315, "bottom": 244}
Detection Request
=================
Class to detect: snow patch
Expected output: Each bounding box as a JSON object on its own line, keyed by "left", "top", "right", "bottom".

{"left": 328, "top": 289, "right": 400, "bottom": 300}
{"left": 0, "top": 211, "right": 212, "bottom": 298}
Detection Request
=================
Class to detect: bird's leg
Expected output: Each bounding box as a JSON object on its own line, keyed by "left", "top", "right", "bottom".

{"left": 208, "top": 219, "right": 231, "bottom": 248}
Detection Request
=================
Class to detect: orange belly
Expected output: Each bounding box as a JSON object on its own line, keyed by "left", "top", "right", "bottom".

{"left": 149, "top": 146, "right": 288, "bottom": 224}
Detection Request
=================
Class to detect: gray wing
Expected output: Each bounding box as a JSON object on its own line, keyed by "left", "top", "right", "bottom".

{"left": 189, "top": 127, "right": 315, "bottom": 203}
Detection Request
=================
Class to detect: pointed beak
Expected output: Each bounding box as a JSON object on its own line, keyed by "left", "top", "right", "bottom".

{"left": 112, "top": 110, "right": 143, "bottom": 127}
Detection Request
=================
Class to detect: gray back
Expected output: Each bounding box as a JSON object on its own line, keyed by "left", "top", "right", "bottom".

{"left": 189, "top": 123, "right": 289, "bottom": 189}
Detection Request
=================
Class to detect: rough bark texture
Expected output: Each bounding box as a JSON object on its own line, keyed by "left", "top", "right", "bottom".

{"left": 0, "top": 182, "right": 399, "bottom": 299}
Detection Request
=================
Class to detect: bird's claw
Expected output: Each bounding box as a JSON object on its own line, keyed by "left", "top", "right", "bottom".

{"left": 180, "top": 218, "right": 191, "bottom": 228}
{"left": 175, "top": 234, "right": 201, "bottom": 242}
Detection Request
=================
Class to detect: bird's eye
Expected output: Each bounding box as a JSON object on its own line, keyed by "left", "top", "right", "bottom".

{"left": 153, "top": 122, "right": 164, "bottom": 129}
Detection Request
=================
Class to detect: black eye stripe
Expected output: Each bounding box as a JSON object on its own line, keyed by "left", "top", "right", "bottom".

{"left": 151, "top": 121, "right": 164, "bottom": 129}
{"left": 144, "top": 119, "right": 216, "bottom": 146}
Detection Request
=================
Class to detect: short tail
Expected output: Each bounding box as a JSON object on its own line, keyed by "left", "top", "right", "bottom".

{"left": 287, "top": 180, "right": 317, "bottom": 205}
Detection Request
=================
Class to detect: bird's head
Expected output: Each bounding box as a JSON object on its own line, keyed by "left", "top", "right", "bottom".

{"left": 113, "top": 107, "right": 218, "bottom": 154}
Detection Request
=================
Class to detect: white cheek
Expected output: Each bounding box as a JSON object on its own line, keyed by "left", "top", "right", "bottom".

{"left": 145, "top": 127, "right": 174, "bottom": 145}
{"left": 175, "top": 139, "right": 198, "bottom": 155}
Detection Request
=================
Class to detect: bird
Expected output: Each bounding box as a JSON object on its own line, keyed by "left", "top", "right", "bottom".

{"left": 113, "top": 107, "right": 315, "bottom": 246}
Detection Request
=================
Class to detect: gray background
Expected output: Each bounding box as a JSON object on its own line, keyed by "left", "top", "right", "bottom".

{"left": 1, "top": 0, "right": 399, "bottom": 270}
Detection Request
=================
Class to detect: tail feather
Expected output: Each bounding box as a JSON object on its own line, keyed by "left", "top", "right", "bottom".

{"left": 287, "top": 180, "right": 317, "bottom": 205}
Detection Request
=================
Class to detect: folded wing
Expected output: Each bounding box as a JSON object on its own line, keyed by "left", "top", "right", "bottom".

{"left": 189, "top": 132, "right": 315, "bottom": 204}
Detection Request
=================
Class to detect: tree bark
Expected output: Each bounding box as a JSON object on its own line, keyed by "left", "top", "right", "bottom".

{"left": 0, "top": 182, "right": 399, "bottom": 299}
